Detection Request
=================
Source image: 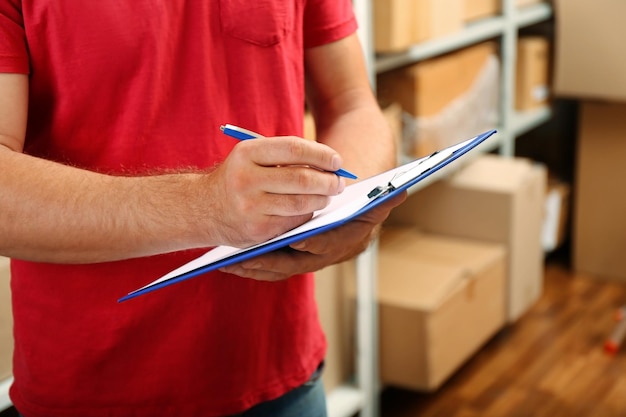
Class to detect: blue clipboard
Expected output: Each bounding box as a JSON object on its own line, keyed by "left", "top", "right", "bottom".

{"left": 119, "top": 129, "right": 497, "bottom": 302}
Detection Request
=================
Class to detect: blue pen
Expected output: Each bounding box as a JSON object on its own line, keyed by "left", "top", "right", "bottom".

{"left": 220, "top": 124, "right": 358, "bottom": 180}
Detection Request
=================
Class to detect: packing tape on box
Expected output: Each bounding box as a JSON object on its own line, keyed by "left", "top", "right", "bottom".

{"left": 403, "top": 55, "right": 500, "bottom": 158}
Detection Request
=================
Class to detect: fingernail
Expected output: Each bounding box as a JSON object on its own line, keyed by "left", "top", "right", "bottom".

{"left": 337, "top": 177, "right": 346, "bottom": 194}
{"left": 331, "top": 154, "right": 342, "bottom": 171}
{"left": 291, "top": 241, "right": 306, "bottom": 250}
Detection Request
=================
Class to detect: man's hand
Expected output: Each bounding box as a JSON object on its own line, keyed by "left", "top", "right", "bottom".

{"left": 218, "top": 192, "right": 407, "bottom": 280}
{"left": 203, "top": 136, "right": 347, "bottom": 248}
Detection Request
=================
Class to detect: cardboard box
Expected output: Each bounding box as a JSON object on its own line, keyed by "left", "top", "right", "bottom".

{"left": 389, "top": 155, "right": 547, "bottom": 322}
{"left": 378, "top": 228, "right": 506, "bottom": 391}
{"left": 516, "top": 0, "right": 544, "bottom": 7}
{"left": 377, "top": 42, "right": 500, "bottom": 158}
{"left": 378, "top": 42, "right": 496, "bottom": 118}
{"left": 573, "top": 102, "right": 626, "bottom": 280}
{"left": 515, "top": 36, "right": 550, "bottom": 111}
{"left": 374, "top": 0, "right": 463, "bottom": 53}
{"left": 424, "top": 0, "right": 464, "bottom": 41}
{"left": 464, "top": 0, "right": 500, "bottom": 22}
{"left": 553, "top": 0, "right": 626, "bottom": 102}
{"left": 374, "top": 0, "right": 422, "bottom": 53}
{"left": 464, "top": 0, "right": 543, "bottom": 22}
{"left": 314, "top": 262, "right": 354, "bottom": 392}
{"left": 0, "top": 256, "right": 12, "bottom": 381}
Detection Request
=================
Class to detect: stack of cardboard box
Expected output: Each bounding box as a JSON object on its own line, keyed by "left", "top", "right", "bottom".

{"left": 311, "top": 145, "right": 548, "bottom": 394}
{"left": 389, "top": 155, "right": 547, "bottom": 322}
{"left": 553, "top": 0, "right": 626, "bottom": 281}
{"left": 379, "top": 154, "right": 546, "bottom": 390}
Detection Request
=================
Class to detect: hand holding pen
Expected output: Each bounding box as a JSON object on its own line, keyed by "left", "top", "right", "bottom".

{"left": 205, "top": 124, "right": 352, "bottom": 248}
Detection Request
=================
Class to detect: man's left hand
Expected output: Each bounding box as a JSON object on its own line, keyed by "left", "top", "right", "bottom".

{"left": 219, "top": 192, "right": 407, "bottom": 281}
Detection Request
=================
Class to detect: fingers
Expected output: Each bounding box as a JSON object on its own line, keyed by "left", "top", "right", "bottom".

{"left": 226, "top": 137, "right": 348, "bottom": 198}
{"left": 290, "top": 222, "right": 371, "bottom": 256}
{"left": 225, "top": 137, "right": 347, "bottom": 217}
{"left": 208, "top": 136, "right": 354, "bottom": 248}
{"left": 226, "top": 166, "right": 340, "bottom": 217}
{"left": 254, "top": 193, "right": 332, "bottom": 217}
{"left": 219, "top": 193, "right": 408, "bottom": 280}
{"left": 241, "top": 136, "right": 343, "bottom": 173}
{"left": 220, "top": 249, "right": 318, "bottom": 281}
{"left": 254, "top": 165, "right": 346, "bottom": 196}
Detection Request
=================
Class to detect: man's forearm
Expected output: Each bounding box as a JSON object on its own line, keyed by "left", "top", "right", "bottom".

{"left": 313, "top": 88, "right": 397, "bottom": 180}
{"left": 304, "top": 34, "right": 397, "bottom": 181}
{"left": 0, "top": 146, "right": 215, "bottom": 263}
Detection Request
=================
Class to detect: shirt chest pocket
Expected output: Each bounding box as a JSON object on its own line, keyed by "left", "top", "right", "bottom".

{"left": 219, "top": 0, "right": 295, "bottom": 47}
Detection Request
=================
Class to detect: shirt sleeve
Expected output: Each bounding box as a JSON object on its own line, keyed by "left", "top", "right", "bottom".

{"left": 0, "top": 0, "right": 30, "bottom": 73}
{"left": 303, "top": 0, "right": 358, "bottom": 49}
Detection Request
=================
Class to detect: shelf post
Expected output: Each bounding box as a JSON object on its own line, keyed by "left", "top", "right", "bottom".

{"left": 355, "top": 242, "right": 379, "bottom": 417}
{"left": 499, "top": 0, "right": 519, "bottom": 157}
{"left": 353, "top": 1, "right": 380, "bottom": 416}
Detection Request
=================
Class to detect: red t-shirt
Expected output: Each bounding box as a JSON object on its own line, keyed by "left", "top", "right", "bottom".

{"left": 0, "top": 1, "right": 357, "bottom": 416}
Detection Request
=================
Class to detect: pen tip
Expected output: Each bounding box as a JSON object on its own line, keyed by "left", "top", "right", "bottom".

{"left": 219, "top": 125, "right": 225, "bottom": 132}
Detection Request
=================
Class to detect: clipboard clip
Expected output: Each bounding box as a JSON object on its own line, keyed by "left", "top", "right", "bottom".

{"left": 367, "top": 148, "right": 456, "bottom": 200}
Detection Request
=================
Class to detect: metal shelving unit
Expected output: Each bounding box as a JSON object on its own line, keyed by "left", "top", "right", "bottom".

{"left": 324, "top": 1, "right": 554, "bottom": 417}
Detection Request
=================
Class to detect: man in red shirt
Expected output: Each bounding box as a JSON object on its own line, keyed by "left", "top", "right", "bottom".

{"left": 0, "top": 1, "right": 404, "bottom": 416}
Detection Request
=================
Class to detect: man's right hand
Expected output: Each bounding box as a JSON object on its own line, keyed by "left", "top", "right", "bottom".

{"left": 200, "top": 136, "right": 347, "bottom": 248}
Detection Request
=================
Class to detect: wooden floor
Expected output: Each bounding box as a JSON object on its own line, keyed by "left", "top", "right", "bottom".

{"left": 380, "top": 259, "right": 626, "bottom": 417}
